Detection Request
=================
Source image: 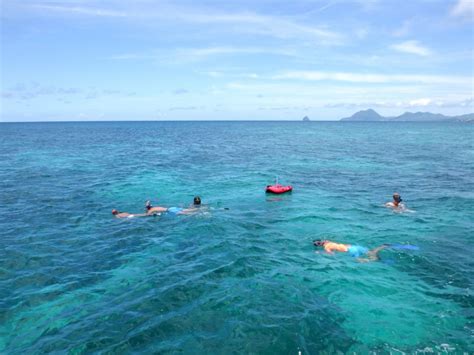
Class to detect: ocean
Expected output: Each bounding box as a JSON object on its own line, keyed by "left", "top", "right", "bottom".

{"left": 1, "top": 121, "right": 473, "bottom": 353}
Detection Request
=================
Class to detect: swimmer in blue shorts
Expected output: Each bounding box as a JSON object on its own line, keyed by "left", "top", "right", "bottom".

{"left": 167, "top": 206, "right": 184, "bottom": 214}
{"left": 313, "top": 239, "right": 390, "bottom": 262}
{"left": 168, "top": 196, "right": 203, "bottom": 215}
{"left": 147, "top": 196, "right": 203, "bottom": 216}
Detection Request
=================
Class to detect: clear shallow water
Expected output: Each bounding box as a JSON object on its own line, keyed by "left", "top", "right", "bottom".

{"left": 0, "top": 121, "right": 473, "bottom": 353}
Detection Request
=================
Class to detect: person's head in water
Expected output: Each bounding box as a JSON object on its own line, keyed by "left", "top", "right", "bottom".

{"left": 313, "top": 240, "right": 327, "bottom": 247}
{"left": 193, "top": 196, "right": 201, "bottom": 206}
{"left": 393, "top": 193, "right": 402, "bottom": 206}
{"left": 145, "top": 200, "right": 152, "bottom": 210}
{"left": 112, "top": 209, "right": 119, "bottom": 215}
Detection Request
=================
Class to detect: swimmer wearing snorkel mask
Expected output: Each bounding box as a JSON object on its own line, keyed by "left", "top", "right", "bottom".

{"left": 313, "top": 239, "right": 390, "bottom": 263}
{"left": 385, "top": 192, "right": 406, "bottom": 210}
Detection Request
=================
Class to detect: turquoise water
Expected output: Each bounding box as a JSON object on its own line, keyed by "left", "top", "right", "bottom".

{"left": 1, "top": 121, "right": 473, "bottom": 353}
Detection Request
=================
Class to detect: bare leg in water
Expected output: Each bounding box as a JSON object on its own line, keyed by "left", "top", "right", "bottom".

{"left": 357, "top": 244, "right": 390, "bottom": 263}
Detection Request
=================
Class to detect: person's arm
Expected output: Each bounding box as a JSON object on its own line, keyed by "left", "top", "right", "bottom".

{"left": 324, "top": 245, "right": 334, "bottom": 254}
{"left": 146, "top": 206, "right": 168, "bottom": 215}
{"left": 179, "top": 207, "right": 198, "bottom": 215}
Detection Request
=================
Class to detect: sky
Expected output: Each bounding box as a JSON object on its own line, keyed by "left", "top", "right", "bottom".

{"left": 0, "top": 0, "right": 473, "bottom": 121}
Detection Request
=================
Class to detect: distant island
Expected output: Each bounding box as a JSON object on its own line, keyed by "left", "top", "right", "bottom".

{"left": 302, "top": 116, "right": 310, "bottom": 121}
{"left": 340, "top": 109, "right": 474, "bottom": 122}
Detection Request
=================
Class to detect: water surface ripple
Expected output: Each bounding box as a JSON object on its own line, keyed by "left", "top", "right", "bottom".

{"left": 1, "top": 121, "right": 473, "bottom": 353}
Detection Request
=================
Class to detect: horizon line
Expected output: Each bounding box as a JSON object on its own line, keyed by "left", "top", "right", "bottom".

{"left": 1, "top": 119, "right": 471, "bottom": 124}
{"left": 1, "top": 109, "right": 472, "bottom": 124}
{"left": 1, "top": 119, "right": 336, "bottom": 123}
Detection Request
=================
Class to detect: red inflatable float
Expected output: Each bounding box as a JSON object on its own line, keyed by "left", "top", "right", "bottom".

{"left": 266, "top": 184, "right": 293, "bottom": 194}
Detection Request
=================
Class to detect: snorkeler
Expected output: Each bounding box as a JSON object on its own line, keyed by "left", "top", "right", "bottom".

{"left": 112, "top": 209, "right": 148, "bottom": 219}
{"left": 385, "top": 192, "right": 406, "bottom": 209}
{"left": 145, "top": 200, "right": 168, "bottom": 215}
{"left": 313, "top": 239, "right": 390, "bottom": 262}
{"left": 145, "top": 196, "right": 204, "bottom": 216}
{"left": 193, "top": 196, "right": 201, "bottom": 206}
{"left": 173, "top": 196, "right": 203, "bottom": 215}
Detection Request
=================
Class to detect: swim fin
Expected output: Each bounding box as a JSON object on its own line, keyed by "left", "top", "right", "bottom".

{"left": 389, "top": 244, "right": 420, "bottom": 251}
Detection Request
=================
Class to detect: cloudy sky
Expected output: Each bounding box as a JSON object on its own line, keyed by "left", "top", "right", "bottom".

{"left": 1, "top": 0, "right": 473, "bottom": 121}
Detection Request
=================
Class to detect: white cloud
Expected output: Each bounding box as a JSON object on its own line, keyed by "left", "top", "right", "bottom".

{"left": 169, "top": 106, "right": 200, "bottom": 111}
{"left": 111, "top": 46, "right": 298, "bottom": 63}
{"left": 409, "top": 98, "right": 432, "bottom": 106}
{"left": 451, "top": 0, "right": 474, "bottom": 19}
{"left": 304, "top": 1, "right": 338, "bottom": 15}
{"left": 200, "top": 71, "right": 223, "bottom": 78}
{"left": 198, "top": 70, "right": 259, "bottom": 80}
{"left": 244, "top": 73, "right": 259, "bottom": 79}
{"left": 170, "top": 11, "right": 343, "bottom": 43}
{"left": 390, "top": 40, "right": 432, "bottom": 56}
{"left": 224, "top": 81, "right": 422, "bottom": 97}
{"left": 33, "top": 4, "right": 127, "bottom": 17}
{"left": 325, "top": 97, "right": 473, "bottom": 109}
{"left": 273, "top": 71, "right": 468, "bottom": 85}
{"left": 460, "top": 97, "right": 474, "bottom": 106}
{"left": 24, "top": 2, "right": 343, "bottom": 44}
{"left": 177, "top": 46, "right": 270, "bottom": 58}
{"left": 2, "top": 83, "right": 134, "bottom": 100}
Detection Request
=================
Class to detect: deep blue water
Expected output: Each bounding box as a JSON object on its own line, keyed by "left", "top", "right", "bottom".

{"left": 0, "top": 121, "right": 473, "bottom": 353}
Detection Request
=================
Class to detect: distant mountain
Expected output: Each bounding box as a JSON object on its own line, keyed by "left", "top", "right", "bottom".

{"left": 302, "top": 116, "right": 310, "bottom": 121}
{"left": 453, "top": 113, "right": 474, "bottom": 122}
{"left": 340, "top": 109, "right": 474, "bottom": 122}
{"left": 395, "top": 112, "right": 448, "bottom": 121}
{"left": 340, "top": 109, "right": 384, "bottom": 121}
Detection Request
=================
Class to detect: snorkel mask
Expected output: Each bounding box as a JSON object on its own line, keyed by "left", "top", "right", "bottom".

{"left": 145, "top": 200, "right": 152, "bottom": 210}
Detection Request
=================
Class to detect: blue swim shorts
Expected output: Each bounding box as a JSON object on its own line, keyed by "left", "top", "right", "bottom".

{"left": 347, "top": 245, "right": 369, "bottom": 257}
{"left": 167, "top": 207, "right": 183, "bottom": 214}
